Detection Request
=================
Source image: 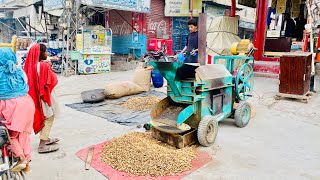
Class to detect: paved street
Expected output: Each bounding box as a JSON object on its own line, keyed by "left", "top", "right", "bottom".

{"left": 27, "top": 71, "right": 320, "bottom": 180}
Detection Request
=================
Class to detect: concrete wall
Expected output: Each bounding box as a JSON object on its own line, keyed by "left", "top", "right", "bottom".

{"left": 205, "top": 5, "right": 226, "bottom": 17}
{"left": 109, "top": 10, "right": 147, "bottom": 57}
{"left": 146, "top": 0, "right": 172, "bottom": 40}
{"left": 112, "top": 34, "right": 147, "bottom": 56}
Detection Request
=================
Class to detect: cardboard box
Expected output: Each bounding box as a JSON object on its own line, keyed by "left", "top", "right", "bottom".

{"left": 277, "top": 0, "right": 287, "bottom": 7}
{"left": 292, "top": 11, "right": 300, "bottom": 18}
{"left": 292, "top": 0, "right": 301, "bottom": 4}
{"left": 277, "top": 6, "right": 286, "bottom": 14}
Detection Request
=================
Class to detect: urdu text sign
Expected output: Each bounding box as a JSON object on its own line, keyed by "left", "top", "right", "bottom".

{"left": 165, "top": 0, "right": 202, "bottom": 17}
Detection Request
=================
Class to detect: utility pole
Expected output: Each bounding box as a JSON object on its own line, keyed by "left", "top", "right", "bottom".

{"left": 198, "top": 13, "right": 207, "bottom": 65}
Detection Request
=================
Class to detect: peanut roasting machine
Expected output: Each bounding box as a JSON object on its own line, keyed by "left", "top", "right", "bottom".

{"left": 148, "top": 40, "right": 255, "bottom": 148}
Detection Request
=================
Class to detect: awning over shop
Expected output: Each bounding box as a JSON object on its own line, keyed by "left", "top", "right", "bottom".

{"left": 13, "top": 5, "right": 46, "bottom": 33}
{"left": 239, "top": 20, "right": 255, "bottom": 30}
{"left": 81, "top": 0, "right": 151, "bottom": 13}
{"left": 13, "top": 5, "right": 33, "bottom": 18}
{"left": 43, "top": 0, "right": 151, "bottom": 13}
{"left": 0, "top": 0, "right": 39, "bottom": 9}
{"left": 238, "top": 0, "right": 255, "bottom": 8}
{"left": 46, "top": 9, "right": 64, "bottom": 16}
{"left": 43, "top": 0, "right": 64, "bottom": 12}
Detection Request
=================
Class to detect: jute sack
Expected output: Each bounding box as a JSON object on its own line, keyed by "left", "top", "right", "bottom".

{"left": 133, "top": 65, "right": 152, "bottom": 92}
{"left": 104, "top": 81, "right": 144, "bottom": 99}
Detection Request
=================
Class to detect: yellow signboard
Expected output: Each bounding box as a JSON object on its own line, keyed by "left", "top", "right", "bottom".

{"left": 76, "top": 26, "right": 112, "bottom": 54}
{"left": 165, "top": 0, "right": 202, "bottom": 17}
{"left": 76, "top": 34, "right": 82, "bottom": 52}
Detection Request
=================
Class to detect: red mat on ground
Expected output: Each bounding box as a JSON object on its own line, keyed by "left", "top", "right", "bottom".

{"left": 76, "top": 140, "right": 212, "bottom": 180}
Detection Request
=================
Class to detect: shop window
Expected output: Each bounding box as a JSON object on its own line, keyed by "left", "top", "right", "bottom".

{"left": 263, "top": 0, "right": 307, "bottom": 57}
{"left": 239, "top": 27, "right": 255, "bottom": 41}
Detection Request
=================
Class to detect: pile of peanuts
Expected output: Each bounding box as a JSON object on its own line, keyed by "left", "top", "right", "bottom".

{"left": 101, "top": 132, "right": 196, "bottom": 177}
{"left": 122, "top": 96, "right": 161, "bottom": 111}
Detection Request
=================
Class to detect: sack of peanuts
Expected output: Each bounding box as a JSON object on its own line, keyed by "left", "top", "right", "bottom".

{"left": 104, "top": 81, "right": 144, "bottom": 99}
{"left": 133, "top": 65, "right": 152, "bottom": 92}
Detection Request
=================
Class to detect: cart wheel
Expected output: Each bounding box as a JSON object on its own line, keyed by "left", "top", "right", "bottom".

{"left": 197, "top": 116, "right": 218, "bottom": 147}
{"left": 235, "top": 63, "right": 254, "bottom": 101}
{"left": 234, "top": 101, "right": 251, "bottom": 128}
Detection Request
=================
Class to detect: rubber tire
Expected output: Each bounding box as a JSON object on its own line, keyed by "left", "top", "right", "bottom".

{"left": 2, "top": 171, "right": 25, "bottom": 180}
{"left": 197, "top": 116, "right": 218, "bottom": 147}
{"left": 234, "top": 101, "right": 251, "bottom": 128}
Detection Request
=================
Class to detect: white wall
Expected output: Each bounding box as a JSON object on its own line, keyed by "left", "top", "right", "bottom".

{"left": 207, "top": 0, "right": 256, "bottom": 23}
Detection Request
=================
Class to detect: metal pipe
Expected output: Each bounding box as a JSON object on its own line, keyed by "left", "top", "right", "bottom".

{"left": 306, "top": 0, "right": 315, "bottom": 74}
{"left": 16, "top": 18, "right": 31, "bottom": 38}
{"left": 198, "top": 13, "right": 207, "bottom": 65}
{"left": 0, "top": 20, "right": 17, "bottom": 32}
{"left": 230, "top": 0, "right": 236, "bottom": 17}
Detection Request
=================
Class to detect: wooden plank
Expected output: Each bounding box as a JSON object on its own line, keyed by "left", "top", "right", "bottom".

{"left": 304, "top": 55, "right": 312, "bottom": 93}
{"left": 279, "top": 56, "right": 288, "bottom": 94}
{"left": 151, "top": 128, "right": 197, "bottom": 149}
{"left": 85, "top": 147, "right": 94, "bottom": 170}
{"left": 198, "top": 13, "right": 207, "bottom": 66}
{"left": 264, "top": 52, "right": 285, "bottom": 57}
{"left": 275, "top": 92, "right": 313, "bottom": 103}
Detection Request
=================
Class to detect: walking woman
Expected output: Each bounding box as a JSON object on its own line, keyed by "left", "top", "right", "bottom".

{"left": 0, "top": 48, "right": 34, "bottom": 173}
{"left": 24, "top": 43, "right": 60, "bottom": 153}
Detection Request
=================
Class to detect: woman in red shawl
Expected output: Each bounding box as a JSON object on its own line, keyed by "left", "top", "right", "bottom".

{"left": 24, "top": 44, "right": 60, "bottom": 153}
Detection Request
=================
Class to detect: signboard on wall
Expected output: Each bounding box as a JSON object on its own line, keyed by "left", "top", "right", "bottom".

{"left": 172, "top": 17, "right": 189, "bottom": 51}
{"left": 43, "top": 0, "right": 64, "bottom": 11}
{"left": 78, "top": 54, "right": 111, "bottom": 74}
{"left": 81, "top": 0, "right": 150, "bottom": 13}
{"left": 77, "top": 26, "right": 112, "bottom": 54}
{"left": 165, "top": 0, "right": 202, "bottom": 17}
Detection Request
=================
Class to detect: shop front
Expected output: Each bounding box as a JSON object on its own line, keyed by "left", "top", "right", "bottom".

{"left": 166, "top": 0, "right": 202, "bottom": 53}
{"left": 146, "top": 0, "right": 173, "bottom": 55}
{"left": 106, "top": 0, "right": 172, "bottom": 58}
{"left": 65, "top": 0, "right": 151, "bottom": 60}
{"left": 254, "top": 0, "right": 307, "bottom": 62}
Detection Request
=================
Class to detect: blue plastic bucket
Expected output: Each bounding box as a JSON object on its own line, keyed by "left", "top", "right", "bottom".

{"left": 151, "top": 69, "right": 164, "bottom": 88}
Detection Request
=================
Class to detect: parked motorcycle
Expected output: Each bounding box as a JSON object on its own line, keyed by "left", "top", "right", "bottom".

{"left": 48, "top": 51, "right": 62, "bottom": 73}
{"left": 0, "top": 125, "right": 25, "bottom": 180}
{"left": 143, "top": 43, "right": 170, "bottom": 63}
{"left": 20, "top": 51, "right": 62, "bottom": 74}
{"left": 20, "top": 55, "right": 27, "bottom": 67}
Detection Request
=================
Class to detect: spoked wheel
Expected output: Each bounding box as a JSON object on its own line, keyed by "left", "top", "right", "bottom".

{"left": 234, "top": 101, "right": 251, "bottom": 128}
{"left": 2, "top": 171, "right": 25, "bottom": 180}
{"left": 235, "top": 63, "right": 254, "bottom": 101}
{"left": 1, "top": 152, "right": 26, "bottom": 180}
{"left": 197, "top": 116, "right": 218, "bottom": 147}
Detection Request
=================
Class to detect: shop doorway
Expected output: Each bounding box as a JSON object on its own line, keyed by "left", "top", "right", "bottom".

{"left": 264, "top": 0, "right": 307, "bottom": 57}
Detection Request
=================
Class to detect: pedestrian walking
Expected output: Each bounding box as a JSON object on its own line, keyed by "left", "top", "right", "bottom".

{"left": 24, "top": 43, "right": 60, "bottom": 153}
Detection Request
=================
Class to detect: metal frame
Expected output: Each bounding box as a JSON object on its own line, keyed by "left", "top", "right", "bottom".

{"left": 212, "top": 55, "right": 254, "bottom": 73}
{"left": 60, "top": 2, "right": 112, "bottom": 76}
{"left": 61, "top": 0, "right": 81, "bottom": 76}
